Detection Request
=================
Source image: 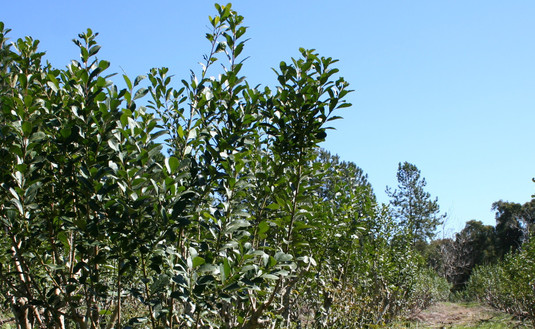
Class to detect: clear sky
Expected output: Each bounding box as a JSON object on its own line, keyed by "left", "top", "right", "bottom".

{"left": 3, "top": 1, "right": 535, "bottom": 233}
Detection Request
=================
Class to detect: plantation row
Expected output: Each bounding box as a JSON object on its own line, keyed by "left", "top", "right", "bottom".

{"left": 0, "top": 4, "right": 454, "bottom": 328}
{"left": 465, "top": 238, "right": 535, "bottom": 324}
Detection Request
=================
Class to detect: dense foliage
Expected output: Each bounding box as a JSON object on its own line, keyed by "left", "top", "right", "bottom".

{"left": 427, "top": 199, "right": 535, "bottom": 324}
{"left": 427, "top": 199, "right": 535, "bottom": 292}
{"left": 0, "top": 5, "right": 451, "bottom": 329}
{"left": 465, "top": 237, "right": 535, "bottom": 325}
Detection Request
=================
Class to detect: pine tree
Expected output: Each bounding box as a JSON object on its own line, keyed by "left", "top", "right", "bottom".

{"left": 386, "top": 162, "right": 446, "bottom": 246}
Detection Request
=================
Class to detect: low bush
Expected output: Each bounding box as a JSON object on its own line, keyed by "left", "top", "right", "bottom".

{"left": 465, "top": 237, "right": 535, "bottom": 324}
{"left": 408, "top": 267, "right": 452, "bottom": 313}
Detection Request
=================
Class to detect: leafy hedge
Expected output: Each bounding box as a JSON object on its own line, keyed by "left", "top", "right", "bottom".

{"left": 0, "top": 4, "right": 446, "bottom": 328}
{"left": 465, "top": 237, "right": 535, "bottom": 324}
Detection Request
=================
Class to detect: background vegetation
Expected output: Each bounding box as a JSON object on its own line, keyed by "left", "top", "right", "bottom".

{"left": 426, "top": 199, "right": 535, "bottom": 325}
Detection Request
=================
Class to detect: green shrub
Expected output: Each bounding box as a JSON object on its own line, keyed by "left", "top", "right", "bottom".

{"left": 0, "top": 4, "right": 447, "bottom": 328}
{"left": 465, "top": 237, "right": 535, "bottom": 324}
{"left": 408, "top": 267, "right": 452, "bottom": 312}
{"left": 289, "top": 207, "right": 440, "bottom": 328}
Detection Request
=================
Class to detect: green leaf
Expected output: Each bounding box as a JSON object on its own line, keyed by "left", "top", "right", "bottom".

{"left": 258, "top": 221, "right": 269, "bottom": 235}
{"left": 274, "top": 252, "right": 293, "bottom": 262}
{"left": 80, "top": 46, "right": 89, "bottom": 62}
{"left": 57, "top": 232, "right": 70, "bottom": 249}
{"left": 107, "top": 139, "right": 120, "bottom": 152}
{"left": 22, "top": 122, "right": 32, "bottom": 136}
{"left": 120, "top": 109, "right": 132, "bottom": 127}
{"left": 24, "top": 182, "right": 41, "bottom": 203}
{"left": 266, "top": 203, "right": 280, "bottom": 210}
{"left": 11, "top": 197, "right": 23, "bottom": 215}
{"left": 46, "top": 264, "right": 66, "bottom": 271}
{"left": 261, "top": 273, "right": 279, "bottom": 280}
{"left": 23, "top": 95, "right": 33, "bottom": 108}
{"left": 220, "top": 258, "right": 231, "bottom": 283}
{"left": 96, "top": 77, "right": 107, "bottom": 88}
{"left": 60, "top": 128, "right": 71, "bottom": 139}
{"left": 225, "top": 219, "right": 250, "bottom": 234}
{"left": 98, "top": 60, "right": 110, "bottom": 70}
{"left": 176, "top": 125, "right": 184, "bottom": 139}
{"left": 88, "top": 45, "right": 101, "bottom": 57}
{"left": 123, "top": 74, "right": 132, "bottom": 90}
{"left": 99, "top": 309, "right": 113, "bottom": 316}
{"left": 47, "top": 81, "right": 58, "bottom": 92}
{"left": 29, "top": 131, "right": 46, "bottom": 143}
{"left": 133, "top": 87, "right": 148, "bottom": 100}
{"left": 192, "top": 256, "right": 205, "bottom": 268}
{"left": 134, "top": 75, "right": 146, "bottom": 86}
{"left": 165, "top": 156, "right": 179, "bottom": 174}
{"left": 47, "top": 73, "right": 60, "bottom": 92}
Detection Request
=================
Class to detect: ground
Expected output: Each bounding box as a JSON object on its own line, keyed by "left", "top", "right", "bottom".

{"left": 1, "top": 302, "right": 533, "bottom": 328}
{"left": 392, "top": 302, "right": 533, "bottom": 328}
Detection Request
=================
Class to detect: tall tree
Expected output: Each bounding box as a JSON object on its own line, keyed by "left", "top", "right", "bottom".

{"left": 456, "top": 220, "right": 497, "bottom": 266}
{"left": 439, "top": 220, "right": 497, "bottom": 291}
{"left": 492, "top": 200, "right": 524, "bottom": 257}
{"left": 386, "top": 162, "right": 445, "bottom": 247}
{"left": 520, "top": 199, "right": 535, "bottom": 235}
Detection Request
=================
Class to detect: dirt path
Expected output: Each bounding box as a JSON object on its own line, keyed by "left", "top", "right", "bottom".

{"left": 407, "top": 302, "right": 532, "bottom": 328}
{"left": 413, "top": 302, "right": 497, "bottom": 327}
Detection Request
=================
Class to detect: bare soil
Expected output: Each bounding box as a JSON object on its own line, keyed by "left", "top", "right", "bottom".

{"left": 412, "top": 302, "right": 497, "bottom": 327}
{"left": 405, "top": 302, "right": 533, "bottom": 328}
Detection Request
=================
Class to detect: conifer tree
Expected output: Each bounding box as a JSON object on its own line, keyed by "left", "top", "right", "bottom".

{"left": 386, "top": 162, "right": 445, "bottom": 246}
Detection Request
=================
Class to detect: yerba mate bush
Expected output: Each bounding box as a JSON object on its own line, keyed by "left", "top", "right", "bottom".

{"left": 0, "top": 4, "right": 445, "bottom": 328}
{"left": 465, "top": 236, "right": 535, "bottom": 324}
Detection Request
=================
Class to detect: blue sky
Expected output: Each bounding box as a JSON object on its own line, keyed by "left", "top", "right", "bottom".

{"left": 4, "top": 1, "right": 535, "bottom": 233}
